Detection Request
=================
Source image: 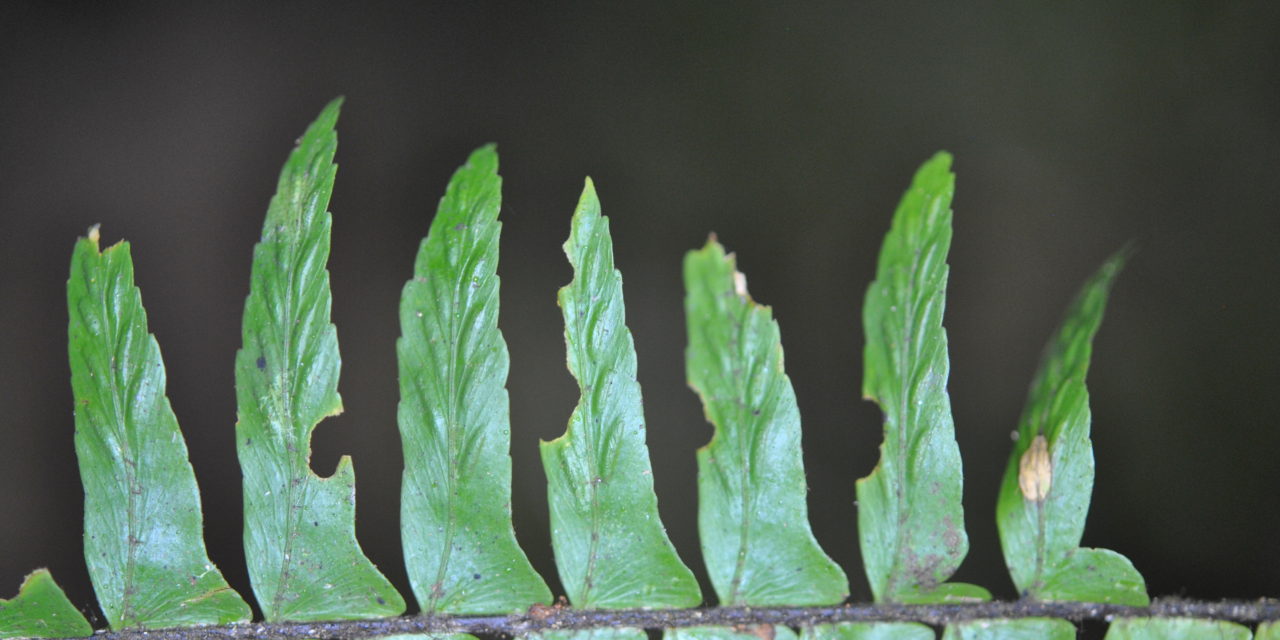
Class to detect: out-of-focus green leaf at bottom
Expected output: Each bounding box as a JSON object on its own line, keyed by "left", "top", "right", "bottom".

{"left": 671, "top": 625, "right": 799, "bottom": 640}
{"left": 941, "top": 619, "right": 1074, "bottom": 639}
{"left": 382, "top": 635, "right": 475, "bottom": 640}
{"left": 0, "top": 570, "right": 92, "bottom": 638}
{"left": 531, "top": 629, "right": 648, "bottom": 640}
{"left": 803, "top": 622, "right": 934, "bottom": 640}
{"left": 1104, "top": 618, "right": 1252, "bottom": 639}
{"left": 1257, "top": 621, "right": 1280, "bottom": 640}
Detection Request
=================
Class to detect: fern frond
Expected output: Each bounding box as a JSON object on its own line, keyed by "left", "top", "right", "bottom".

{"left": 3, "top": 101, "right": 1262, "bottom": 640}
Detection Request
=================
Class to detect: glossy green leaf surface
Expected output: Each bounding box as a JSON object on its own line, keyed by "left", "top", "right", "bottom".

{"left": 857, "top": 152, "right": 989, "bottom": 604}
{"left": 804, "top": 622, "right": 935, "bottom": 640}
{"left": 1104, "top": 618, "right": 1252, "bottom": 639}
{"left": 1257, "top": 621, "right": 1280, "bottom": 640}
{"left": 995, "top": 252, "right": 1147, "bottom": 605}
{"left": 398, "top": 145, "right": 550, "bottom": 614}
{"left": 0, "top": 570, "right": 92, "bottom": 638}
{"left": 68, "top": 230, "right": 250, "bottom": 629}
{"left": 940, "top": 619, "right": 1075, "bottom": 639}
{"left": 540, "top": 179, "right": 701, "bottom": 609}
{"left": 234, "top": 98, "right": 404, "bottom": 621}
{"left": 683, "top": 237, "right": 847, "bottom": 606}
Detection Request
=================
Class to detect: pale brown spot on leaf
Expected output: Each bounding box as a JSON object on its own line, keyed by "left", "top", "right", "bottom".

{"left": 1019, "top": 434, "right": 1052, "bottom": 502}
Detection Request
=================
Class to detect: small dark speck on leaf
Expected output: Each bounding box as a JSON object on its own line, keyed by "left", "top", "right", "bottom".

{"left": 377, "top": 597, "right": 386, "bottom": 605}
{"left": 256, "top": 356, "right": 266, "bottom": 370}
{"left": 455, "top": 223, "right": 468, "bottom": 231}
{"left": 473, "top": 573, "right": 482, "bottom": 580}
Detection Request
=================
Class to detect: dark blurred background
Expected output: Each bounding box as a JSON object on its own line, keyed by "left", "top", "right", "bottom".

{"left": 3, "top": 2, "right": 1279, "bottom": 625}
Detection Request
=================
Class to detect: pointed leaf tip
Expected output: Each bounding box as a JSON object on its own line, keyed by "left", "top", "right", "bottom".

{"left": 315, "top": 96, "right": 344, "bottom": 126}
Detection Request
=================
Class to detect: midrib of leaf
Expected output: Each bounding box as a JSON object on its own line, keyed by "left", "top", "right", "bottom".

{"left": 568, "top": 301, "right": 604, "bottom": 606}
{"left": 268, "top": 171, "right": 308, "bottom": 606}
{"left": 1033, "top": 502, "right": 1047, "bottom": 593}
{"left": 1027, "top": 346, "right": 1069, "bottom": 587}
{"left": 429, "top": 226, "right": 499, "bottom": 599}
{"left": 570, "top": 261, "right": 628, "bottom": 604}
{"left": 267, "top": 233, "right": 304, "bottom": 618}
{"left": 98, "top": 304, "right": 142, "bottom": 625}
{"left": 1026, "top": 333, "right": 1084, "bottom": 588}
{"left": 115, "top": 406, "right": 139, "bottom": 626}
{"left": 89, "top": 280, "right": 142, "bottom": 625}
{"left": 886, "top": 244, "right": 920, "bottom": 599}
{"left": 1032, "top": 394, "right": 1052, "bottom": 588}
{"left": 725, "top": 322, "right": 763, "bottom": 605}
{"left": 728, "top": 383, "right": 753, "bottom": 605}
{"left": 428, "top": 255, "right": 466, "bottom": 612}
{"left": 876, "top": 220, "right": 941, "bottom": 601}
